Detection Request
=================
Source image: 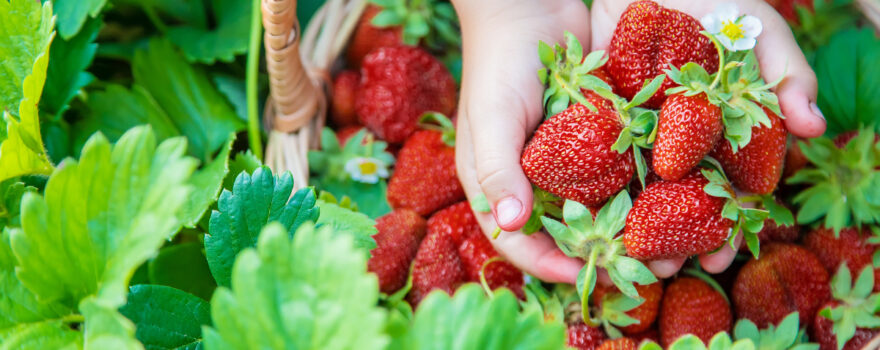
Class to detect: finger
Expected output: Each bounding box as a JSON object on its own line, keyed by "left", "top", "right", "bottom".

{"left": 647, "top": 257, "right": 686, "bottom": 279}
{"left": 699, "top": 233, "right": 744, "bottom": 274}
{"left": 752, "top": 3, "right": 826, "bottom": 137}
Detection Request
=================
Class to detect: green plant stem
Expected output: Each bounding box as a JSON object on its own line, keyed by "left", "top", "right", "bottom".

{"left": 142, "top": 5, "right": 168, "bottom": 33}
{"left": 581, "top": 249, "right": 600, "bottom": 327}
{"left": 708, "top": 36, "right": 726, "bottom": 90}
{"left": 246, "top": 0, "right": 264, "bottom": 161}
{"left": 62, "top": 313, "right": 85, "bottom": 324}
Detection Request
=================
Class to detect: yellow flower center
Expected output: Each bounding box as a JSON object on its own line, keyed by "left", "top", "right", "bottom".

{"left": 358, "top": 161, "right": 378, "bottom": 175}
{"left": 721, "top": 20, "right": 745, "bottom": 41}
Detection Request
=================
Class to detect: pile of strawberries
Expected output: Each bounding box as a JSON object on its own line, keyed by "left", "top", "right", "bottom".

{"left": 324, "top": 1, "right": 880, "bottom": 349}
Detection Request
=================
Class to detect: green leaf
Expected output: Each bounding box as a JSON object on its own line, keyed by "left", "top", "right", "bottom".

{"left": 394, "top": 284, "right": 566, "bottom": 349}
{"left": 316, "top": 198, "right": 378, "bottom": 252}
{"left": 763, "top": 196, "right": 795, "bottom": 227}
{"left": 133, "top": 39, "right": 245, "bottom": 160}
{"left": 0, "top": 0, "right": 54, "bottom": 116}
{"left": 206, "top": 166, "right": 318, "bottom": 287}
{"left": 54, "top": 0, "right": 106, "bottom": 39}
{"left": 203, "top": 223, "right": 388, "bottom": 350}
{"left": 11, "top": 126, "right": 198, "bottom": 309}
{"left": 179, "top": 135, "right": 234, "bottom": 227}
{"left": 119, "top": 284, "right": 211, "bottom": 350}
{"left": 42, "top": 17, "right": 100, "bottom": 120}
{"left": 626, "top": 75, "right": 665, "bottom": 109}
{"left": 80, "top": 296, "right": 141, "bottom": 349}
{"left": 314, "top": 177, "right": 392, "bottom": 219}
{"left": 0, "top": 317, "right": 82, "bottom": 349}
{"left": 148, "top": 243, "right": 217, "bottom": 301}
{"left": 167, "top": 0, "right": 252, "bottom": 63}
{"left": 469, "top": 194, "right": 491, "bottom": 213}
{"left": 225, "top": 151, "right": 263, "bottom": 190}
{"left": 0, "top": 179, "right": 36, "bottom": 229}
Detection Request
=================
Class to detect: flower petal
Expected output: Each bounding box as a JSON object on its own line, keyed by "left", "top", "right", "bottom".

{"left": 701, "top": 14, "right": 722, "bottom": 33}
{"left": 717, "top": 35, "right": 737, "bottom": 51}
{"left": 740, "top": 15, "right": 763, "bottom": 38}
{"left": 732, "top": 37, "right": 756, "bottom": 51}
{"left": 715, "top": 2, "right": 740, "bottom": 21}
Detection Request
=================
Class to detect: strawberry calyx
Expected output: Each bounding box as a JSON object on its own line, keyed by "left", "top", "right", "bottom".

{"left": 594, "top": 289, "right": 644, "bottom": 339}
{"left": 641, "top": 332, "right": 755, "bottom": 350}
{"left": 819, "top": 265, "right": 880, "bottom": 349}
{"left": 538, "top": 32, "right": 610, "bottom": 117}
{"left": 699, "top": 158, "right": 770, "bottom": 258}
{"left": 418, "top": 112, "right": 456, "bottom": 147}
{"left": 369, "top": 0, "right": 460, "bottom": 50}
{"left": 787, "top": 128, "right": 880, "bottom": 235}
{"left": 540, "top": 191, "right": 657, "bottom": 326}
{"left": 733, "top": 311, "right": 816, "bottom": 349}
{"left": 521, "top": 279, "right": 567, "bottom": 324}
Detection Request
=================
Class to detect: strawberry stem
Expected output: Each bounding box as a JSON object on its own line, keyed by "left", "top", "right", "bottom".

{"left": 581, "top": 249, "right": 600, "bottom": 327}
{"left": 491, "top": 227, "right": 502, "bottom": 239}
{"left": 706, "top": 33, "right": 727, "bottom": 91}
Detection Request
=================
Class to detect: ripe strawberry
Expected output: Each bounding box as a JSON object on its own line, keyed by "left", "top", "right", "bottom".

{"left": 756, "top": 219, "right": 799, "bottom": 244}
{"left": 606, "top": 0, "right": 718, "bottom": 108}
{"left": 592, "top": 282, "right": 663, "bottom": 335}
{"left": 659, "top": 277, "right": 732, "bottom": 346}
{"left": 356, "top": 46, "right": 456, "bottom": 144}
{"left": 330, "top": 70, "right": 361, "bottom": 127}
{"left": 521, "top": 103, "right": 634, "bottom": 206}
{"left": 812, "top": 300, "right": 880, "bottom": 350}
{"left": 581, "top": 67, "right": 616, "bottom": 111}
{"left": 368, "top": 209, "right": 427, "bottom": 294}
{"left": 710, "top": 108, "right": 788, "bottom": 194}
{"left": 346, "top": 5, "right": 404, "bottom": 68}
{"left": 597, "top": 338, "right": 637, "bottom": 350}
{"left": 803, "top": 227, "right": 880, "bottom": 292}
{"left": 783, "top": 137, "right": 810, "bottom": 179}
{"left": 386, "top": 116, "right": 464, "bottom": 216}
{"left": 624, "top": 169, "right": 732, "bottom": 260}
{"left": 408, "top": 208, "right": 468, "bottom": 306}
{"left": 765, "top": 0, "right": 814, "bottom": 23}
{"left": 733, "top": 243, "right": 831, "bottom": 327}
{"left": 653, "top": 93, "right": 723, "bottom": 181}
{"left": 335, "top": 126, "right": 365, "bottom": 146}
{"left": 567, "top": 323, "right": 607, "bottom": 350}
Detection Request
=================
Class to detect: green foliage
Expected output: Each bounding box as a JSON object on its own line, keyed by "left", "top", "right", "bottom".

{"left": 119, "top": 284, "right": 212, "bottom": 350}
{"left": 148, "top": 243, "right": 217, "bottom": 301}
{"left": 54, "top": 0, "right": 107, "bottom": 40}
{"left": 641, "top": 332, "right": 756, "bottom": 350}
{"left": 42, "top": 17, "right": 100, "bottom": 120}
{"left": 701, "top": 167, "right": 770, "bottom": 258}
{"left": 787, "top": 130, "right": 880, "bottom": 233}
{"left": 0, "top": 179, "right": 35, "bottom": 229}
{"left": 537, "top": 32, "right": 609, "bottom": 116}
{"left": 813, "top": 28, "right": 880, "bottom": 137}
{"left": 369, "top": 0, "right": 460, "bottom": 49}
{"left": 316, "top": 198, "right": 378, "bottom": 252}
{"left": 166, "top": 0, "right": 253, "bottom": 63}
{"left": 391, "top": 284, "right": 566, "bottom": 350}
{"left": 203, "top": 223, "right": 388, "bottom": 350}
{"left": 180, "top": 136, "right": 234, "bottom": 228}
{"left": 0, "top": 0, "right": 54, "bottom": 116}
{"left": 819, "top": 265, "right": 880, "bottom": 349}
{"left": 734, "top": 312, "right": 819, "bottom": 350}
{"left": 206, "top": 166, "right": 319, "bottom": 287}
{"left": 794, "top": 0, "right": 860, "bottom": 60}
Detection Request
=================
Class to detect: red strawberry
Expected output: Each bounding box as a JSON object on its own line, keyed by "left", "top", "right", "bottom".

{"left": 408, "top": 208, "right": 468, "bottom": 306}
{"left": 581, "top": 67, "right": 616, "bottom": 111}
{"left": 387, "top": 129, "right": 464, "bottom": 216}
{"left": 367, "top": 209, "right": 427, "bottom": 294}
{"left": 592, "top": 282, "right": 663, "bottom": 335}
{"left": 756, "top": 219, "right": 799, "bottom": 244}
{"left": 567, "top": 323, "right": 607, "bottom": 350}
{"left": 733, "top": 243, "right": 831, "bottom": 327}
{"left": 653, "top": 93, "right": 723, "bottom": 181}
{"left": 521, "top": 103, "right": 635, "bottom": 206}
{"left": 607, "top": 0, "right": 718, "bottom": 108}
{"left": 346, "top": 5, "right": 404, "bottom": 68}
{"left": 764, "top": 0, "right": 814, "bottom": 23}
{"left": 710, "top": 108, "right": 788, "bottom": 194}
{"left": 336, "top": 126, "right": 365, "bottom": 146}
{"left": 659, "top": 277, "right": 732, "bottom": 346}
{"left": 803, "top": 227, "right": 880, "bottom": 292}
{"left": 597, "top": 338, "right": 637, "bottom": 350}
{"left": 624, "top": 169, "right": 732, "bottom": 260}
{"left": 783, "top": 136, "right": 810, "bottom": 179}
{"left": 812, "top": 300, "right": 880, "bottom": 350}
{"left": 330, "top": 70, "right": 361, "bottom": 127}
{"left": 356, "top": 46, "right": 456, "bottom": 144}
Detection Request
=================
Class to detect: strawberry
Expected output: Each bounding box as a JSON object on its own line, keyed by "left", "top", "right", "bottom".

{"left": 710, "top": 108, "right": 788, "bottom": 194}
{"left": 356, "top": 46, "right": 456, "bottom": 144}
{"left": 457, "top": 231, "right": 525, "bottom": 299}
{"left": 811, "top": 265, "right": 880, "bottom": 350}
{"left": 387, "top": 115, "right": 463, "bottom": 216}
{"left": 368, "top": 209, "right": 427, "bottom": 294}
{"left": 592, "top": 282, "right": 663, "bottom": 335}
{"left": 624, "top": 169, "right": 732, "bottom": 260}
{"left": 733, "top": 243, "right": 831, "bottom": 328}
{"left": 567, "top": 323, "right": 607, "bottom": 350}
{"left": 765, "top": 0, "right": 814, "bottom": 23}
{"left": 408, "top": 205, "right": 469, "bottom": 306}
{"left": 803, "top": 227, "right": 880, "bottom": 292}
{"left": 659, "top": 277, "right": 732, "bottom": 346}
{"left": 812, "top": 301, "right": 879, "bottom": 350}
{"left": 346, "top": 5, "right": 404, "bottom": 68}
{"left": 597, "top": 338, "right": 637, "bottom": 350}
{"left": 653, "top": 93, "right": 723, "bottom": 181}
{"left": 783, "top": 137, "right": 810, "bottom": 179}
{"left": 755, "top": 218, "right": 799, "bottom": 244}
{"left": 335, "top": 126, "right": 365, "bottom": 147}
{"left": 521, "top": 103, "right": 634, "bottom": 207}
{"left": 606, "top": 0, "right": 718, "bottom": 108}
{"left": 330, "top": 70, "right": 361, "bottom": 127}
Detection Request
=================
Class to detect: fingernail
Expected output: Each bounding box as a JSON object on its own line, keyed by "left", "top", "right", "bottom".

{"left": 810, "top": 102, "right": 826, "bottom": 121}
{"left": 494, "top": 197, "right": 523, "bottom": 227}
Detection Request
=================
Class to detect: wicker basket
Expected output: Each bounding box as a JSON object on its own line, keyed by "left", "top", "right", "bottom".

{"left": 260, "top": 0, "right": 367, "bottom": 189}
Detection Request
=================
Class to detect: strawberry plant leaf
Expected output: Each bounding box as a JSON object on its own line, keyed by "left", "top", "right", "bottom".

{"left": 54, "top": 0, "right": 106, "bottom": 40}
{"left": 205, "top": 166, "right": 318, "bottom": 287}
{"left": 203, "top": 223, "right": 389, "bottom": 350}
{"left": 12, "top": 126, "right": 198, "bottom": 310}
{"left": 166, "top": 0, "right": 251, "bottom": 64}
{"left": 74, "top": 85, "right": 181, "bottom": 151}
{"left": 148, "top": 243, "right": 217, "bottom": 301}
{"left": 119, "top": 284, "right": 212, "bottom": 350}
{"left": 80, "top": 296, "right": 141, "bottom": 349}
{"left": 763, "top": 196, "right": 795, "bottom": 227}
{"left": 391, "top": 284, "right": 566, "bottom": 349}
{"left": 315, "top": 198, "right": 378, "bottom": 252}
{"left": 42, "top": 17, "right": 100, "bottom": 120}
{"left": 734, "top": 312, "right": 818, "bottom": 350}
{"left": 0, "top": 179, "right": 36, "bottom": 229}
{"left": 224, "top": 151, "right": 262, "bottom": 190}
{"left": 0, "top": 0, "right": 54, "bottom": 116}
{"left": 179, "top": 135, "right": 234, "bottom": 228}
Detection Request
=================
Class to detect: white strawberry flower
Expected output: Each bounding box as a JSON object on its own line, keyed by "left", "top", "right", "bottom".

{"left": 344, "top": 157, "right": 389, "bottom": 184}
{"left": 701, "top": 3, "right": 763, "bottom": 52}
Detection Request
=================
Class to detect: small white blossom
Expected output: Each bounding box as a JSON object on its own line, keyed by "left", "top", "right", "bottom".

{"left": 701, "top": 3, "right": 763, "bottom": 52}
{"left": 344, "top": 157, "right": 389, "bottom": 184}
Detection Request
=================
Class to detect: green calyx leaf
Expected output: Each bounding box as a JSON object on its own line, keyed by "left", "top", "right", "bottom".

{"left": 788, "top": 129, "right": 880, "bottom": 234}
{"left": 369, "top": 0, "right": 460, "bottom": 50}
{"left": 734, "top": 312, "right": 819, "bottom": 350}
{"left": 643, "top": 332, "right": 757, "bottom": 350}
{"left": 538, "top": 32, "right": 608, "bottom": 117}
{"left": 664, "top": 62, "right": 714, "bottom": 97}
{"left": 418, "top": 112, "right": 456, "bottom": 146}
{"left": 597, "top": 290, "right": 643, "bottom": 338}
{"left": 522, "top": 188, "right": 562, "bottom": 235}
{"left": 822, "top": 264, "right": 880, "bottom": 349}
{"left": 700, "top": 167, "right": 769, "bottom": 258}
